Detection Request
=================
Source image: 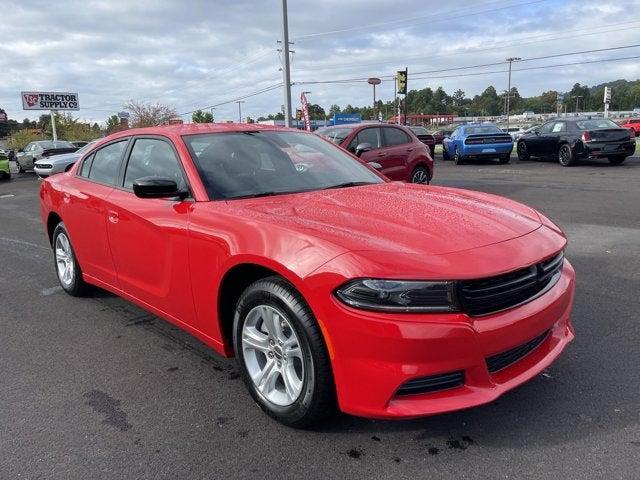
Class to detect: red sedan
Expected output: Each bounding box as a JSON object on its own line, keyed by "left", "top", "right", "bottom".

{"left": 40, "top": 123, "right": 575, "bottom": 427}
{"left": 316, "top": 123, "right": 433, "bottom": 184}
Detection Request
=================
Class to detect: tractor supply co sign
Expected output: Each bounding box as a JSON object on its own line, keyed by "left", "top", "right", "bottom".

{"left": 21, "top": 91, "right": 79, "bottom": 110}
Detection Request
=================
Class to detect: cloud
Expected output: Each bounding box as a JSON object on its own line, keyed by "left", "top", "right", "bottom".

{"left": 1, "top": 0, "right": 639, "bottom": 125}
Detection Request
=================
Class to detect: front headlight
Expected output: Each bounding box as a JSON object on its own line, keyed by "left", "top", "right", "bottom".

{"left": 335, "top": 279, "right": 460, "bottom": 313}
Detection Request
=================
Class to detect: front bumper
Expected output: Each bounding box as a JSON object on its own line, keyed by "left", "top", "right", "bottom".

{"left": 34, "top": 165, "right": 53, "bottom": 178}
{"left": 313, "top": 259, "right": 575, "bottom": 419}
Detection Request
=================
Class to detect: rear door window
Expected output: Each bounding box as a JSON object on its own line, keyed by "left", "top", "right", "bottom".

{"left": 355, "top": 128, "right": 381, "bottom": 148}
{"left": 551, "top": 122, "right": 566, "bottom": 133}
{"left": 87, "top": 140, "right": 128, "bottom": 185}
{"left": 382, "top": 127, "right": 410, "bottom": 146}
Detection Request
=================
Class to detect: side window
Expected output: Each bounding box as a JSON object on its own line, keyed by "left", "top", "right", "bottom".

{"left": 539, "top": 122, "right": 555, "bottom": 134}
{"left": 88, "top": 140, "right": 127, "bottom": 185}
{"left": 356, "top": 128, "right": 381, "bottom": 148}
{"left": 78, "top": 153, "right": 95, "bottom": 177}
{"left": 383, "top": 127, "right": 410, "bottom": 146}
{"left": 124, "top": 138, "right": 186, "bottom": 190}
{"left": 551, "top": 122, "right": 566, "bottom": 133}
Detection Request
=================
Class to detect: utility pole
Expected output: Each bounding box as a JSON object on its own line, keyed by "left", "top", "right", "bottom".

{"left": 574, "top": 95, "right": 582, "bottom": 113}
{"left": 210, "top": 107, "right": 216, "bottom": 122}
{"left": 50, "top": 110, "right": 57, "bottom": 141}
{"left": 236, "top": 101, "right": 245, "bottom": 123}
{"left": 505, "top": 57, "right": 521, "bottom": 130}
{"left": 280, "top": 0, "right": 293, "bottom": 127}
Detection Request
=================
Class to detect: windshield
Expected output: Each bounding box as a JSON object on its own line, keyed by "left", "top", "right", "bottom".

{"left": 575, "top": 119, "right": 620, "bottom": 130}
{"left": 465, "top": 125, "right": 503, "bottom": 135}
{"left": 183, "top": 131, "right": 383, "bottom": 199}
{"left": 315, "top": 127, "right": 353, "bottom": 144}
{"left": 77, "top": 140, "right": 98, "bottom": 154}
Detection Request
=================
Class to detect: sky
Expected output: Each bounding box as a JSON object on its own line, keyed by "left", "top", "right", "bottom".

{"left": 1, "top": 0, "right": 639, "bottom": 124}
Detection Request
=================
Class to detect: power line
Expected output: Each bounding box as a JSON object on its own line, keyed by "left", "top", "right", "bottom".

{"left": 293, "top": 0, "right": 549, "bottom": 41}
{"left": 294, "top": 20, "right": 640, "bottom": 74}
{"left": 178, "top": 82, "right": 283, "bottom": 116}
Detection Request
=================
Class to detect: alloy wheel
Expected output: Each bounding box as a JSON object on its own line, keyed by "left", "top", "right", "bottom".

{"left": 55, "top": 232, "right": 75, "bottom": 287}
{"left": 411, "top": 168, "right": 429, "bottom": 184}
{"left": 241, "top": 304, "right": 305, "bottom": 407}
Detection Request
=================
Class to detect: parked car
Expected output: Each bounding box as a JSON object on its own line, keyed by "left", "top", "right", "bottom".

{"left": 0, "top": 151, "right": 10, "bottom": 180}
{"left": 442, "top": 123, "right": 513, "bottom": 164}
{"left": 16, "top": 140, "right": 78, "bottom": 173}
{"left": 432, "top": 129, "right": 453, "bottom": 144}
{"left": 516, "top": 117, "right": 636, "bottom": 166}
{"left": 618, "top": 118, "right": 640, "bottom": 136}
{"left": 502, "top": 126, "right": 526, "bottom": 140}
{"left": 34, "top": 140, "right": 98, "bottom": 178}
{"left": 40, "top": 123, "right": 575, "bottom": 428}
{"left": 407, "top": 126, "right": 436, "bottom": 154}
{"left": 315, "top": 123, "right": 433, "bottom": 184}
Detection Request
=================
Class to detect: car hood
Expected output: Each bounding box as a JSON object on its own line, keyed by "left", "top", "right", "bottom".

{"left": 224, "top": 182, "right": 542, "bottom": 256}
{"left": 35, "top": 152, "right": 81, "bottom": 165}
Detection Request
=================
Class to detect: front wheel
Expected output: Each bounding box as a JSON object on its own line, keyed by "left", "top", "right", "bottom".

{"left": 558, "top": 144, "right": 575, "bottom": 167}
{"left": 410, "top": 165, "right": 430, "bottom": 184}
{"left": 517, "top": 141, "right": 530, "bottom": 161}
{"left": 608, "top": 156, "right": 627, "bottom": 165}
{"left": 52, "top": 222, "right": 91, "bottom": 296}
{"left": 233, "top": 276, "right": 335, "bottom": 428}
{"left": 16, "top": 161, "right": 24, "bottom": 173}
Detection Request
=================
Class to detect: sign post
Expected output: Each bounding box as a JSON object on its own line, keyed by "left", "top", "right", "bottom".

{"left": 21, "top": 91, "right": 80, "bottom": 141}
{"left": 603, "top": 87, "right": 612, "bottom": 118}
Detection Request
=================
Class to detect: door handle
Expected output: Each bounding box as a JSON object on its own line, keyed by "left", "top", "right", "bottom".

{"left": 406, "top": 147, "right": 414, "bottom": 152}
{"left": 107, "top": 210, "right": 119, "bottom": 224}
{"left": 377, "top": 152, "right": 387, "bottom": 157}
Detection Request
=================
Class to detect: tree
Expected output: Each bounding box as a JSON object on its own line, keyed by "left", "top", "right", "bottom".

{"left": 124, "top": 100, "right": 178, "bottom": 127}
{"left": 192, "top": 109, "right": 213, "bottom": 123}
{"left": 106, "top": 115, "right": 121, "bottom": 134}
{"left": 306, "top": 103, "right": 326, "bottom": 120}
{"left": 328, "top": 104, "right": 341, "bottom": 118}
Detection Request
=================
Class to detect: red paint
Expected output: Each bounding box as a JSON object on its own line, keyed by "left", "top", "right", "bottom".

{"left": 40, "top": 123, "right": 575, "bottom": 419}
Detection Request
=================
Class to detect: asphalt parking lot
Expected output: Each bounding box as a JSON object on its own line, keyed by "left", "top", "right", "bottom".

{"left": 1, "top": 154, "right": 639, "bottom": 480}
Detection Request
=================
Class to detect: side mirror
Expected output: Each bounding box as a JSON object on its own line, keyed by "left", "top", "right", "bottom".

{"left": 367, "top": 161, "right": 382, "bottom": 170}
{"left": 133, "top": 177, "right": 186, "bottom": 199}
{"left": 355, "top": 142, "right": 372, "bottom": 157}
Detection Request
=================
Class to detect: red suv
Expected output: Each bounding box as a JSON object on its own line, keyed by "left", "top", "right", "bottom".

{"left": 316, "top": 124, "right": 433, "bottom": 184}
{"left": 618, "top": 118, "right": 640, "bottom": 136}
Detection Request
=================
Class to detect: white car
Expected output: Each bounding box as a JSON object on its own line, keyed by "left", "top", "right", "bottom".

{"left": 34, "top": 140, "right": 98, "bottom": 178}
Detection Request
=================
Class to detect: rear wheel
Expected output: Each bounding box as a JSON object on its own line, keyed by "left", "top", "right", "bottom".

{"left": 517, "top": 141, "right": 530, "bottom": 161}
{"left": 410, "top": 165, "right": 430, "bottom": 184}
{"left": 454, "top": 147, "right": 464, "bottom": 165}
{"left": 52, "top": 222, "right": 91, "bottom": 296}
{"left": 233, "top": 276, "right": 335, "bottom": 428}
{"left": 608, "top": 155, "right": 627, "bottom": 166}
{"left": 558, "top": 144, "right": 575, "bottom": 167}
{"left": 16, "top": 160, "right": 24, "bottom": 173}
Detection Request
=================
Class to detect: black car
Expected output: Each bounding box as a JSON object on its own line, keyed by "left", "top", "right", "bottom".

{"left": 516, "top": 117, "right": 636, "bottom": 166}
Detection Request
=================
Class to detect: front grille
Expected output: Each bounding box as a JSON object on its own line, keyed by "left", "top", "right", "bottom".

{"left": 395, "top": 371, "right": 464, "bottom": 396}
{"left": 36, "top": 163, "right": 52, "bottom": 169}
{"left": 459, "top": 252, "right": 564, "bottom": 316}
{"left": 486, "top": 330, "right": 550, "bottom": 373}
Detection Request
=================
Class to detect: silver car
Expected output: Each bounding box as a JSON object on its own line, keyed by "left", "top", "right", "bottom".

{"left": 34, "top": 140, "right": 98, "bottom": 178}
{"left": 16, "top": 140, "right": 78, "bottom": 173}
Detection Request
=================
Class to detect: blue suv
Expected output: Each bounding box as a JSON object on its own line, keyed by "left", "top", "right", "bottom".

{"left": 443, "top": 123, "right": 513, "bottom": 165}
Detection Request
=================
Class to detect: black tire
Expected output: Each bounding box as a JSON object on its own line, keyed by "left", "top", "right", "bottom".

{"left": 16, "top": 160, "right": 24, "bottom": 173}
{"left": 65, "top": 163, "right": 74, "bottom": 172}
{"left": 233, "top": 276, "right": 335, "bottom": 428}
{"left": 454, "top": 147, "right": 464, "bottom": 165}
{"left": 0, "top": 171, "right": 9, "bottom": 180}
{"left": 442, "top": 145, "right": 450, "bottom": 161}
{"left": 52, "top": 222, "right": 91, "bottom": 296}
{"left": 517, "top": 141, "right": 530, "bottom": 161}
{"left": 499, "top": 154, "right": 511, "bottom": 164}
{"left": 608, "top": 156, "right": 626, "bottom": 166}
{"left": 558, "top": 144, "right": 575, "bottom": 167}
{"left": 410, "top": 165, "right": 430, "bottom": 184}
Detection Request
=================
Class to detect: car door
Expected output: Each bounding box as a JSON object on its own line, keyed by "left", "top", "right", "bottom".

{"left": 350, "top": 127, "right": 387, "bottom": 172}
{"left": 104, "top": 136, "right": 196, "bottom": 326}
{"left": 380, "top": 126, "right": 413, "bottom": 180}
{"left": 527, "top": 121, "right": 554, "bottom": 157}
{"left": 21, "top": 143, "right": 36, "bottom": 168}
{"left": 61, "top": 138, "right": 129, "bottom": 287}
{"left": 545, "top": 121, "right": 567, "bottom": 156}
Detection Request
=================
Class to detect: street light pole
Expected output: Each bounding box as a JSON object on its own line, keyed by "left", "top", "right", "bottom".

{"left": 505, "top": 57, "right": 521, "bottom": 130}
{"left": 280, "top": 0, "right": 293, "bottom": 127}
{"left": 236, "top": 101, "right": 245, "bottom": 123}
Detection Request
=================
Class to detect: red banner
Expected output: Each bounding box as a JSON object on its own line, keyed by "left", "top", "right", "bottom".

{"left": 300, "top": 92, "right": 311, "bottom": 131}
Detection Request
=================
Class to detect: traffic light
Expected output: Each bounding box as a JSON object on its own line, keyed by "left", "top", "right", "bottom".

{"left": 296, "top": 109, "right": 302, "bottom": 120}
{"left": 397, "top": 69, "right": 407, "bottom": 95}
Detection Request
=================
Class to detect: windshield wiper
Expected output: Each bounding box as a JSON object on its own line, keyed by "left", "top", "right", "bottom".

{"left": 323, "top": 181, "right": 377, "bottom": 190}
{"left": 228, "top": 191, "right": 280, "bottom": 199}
